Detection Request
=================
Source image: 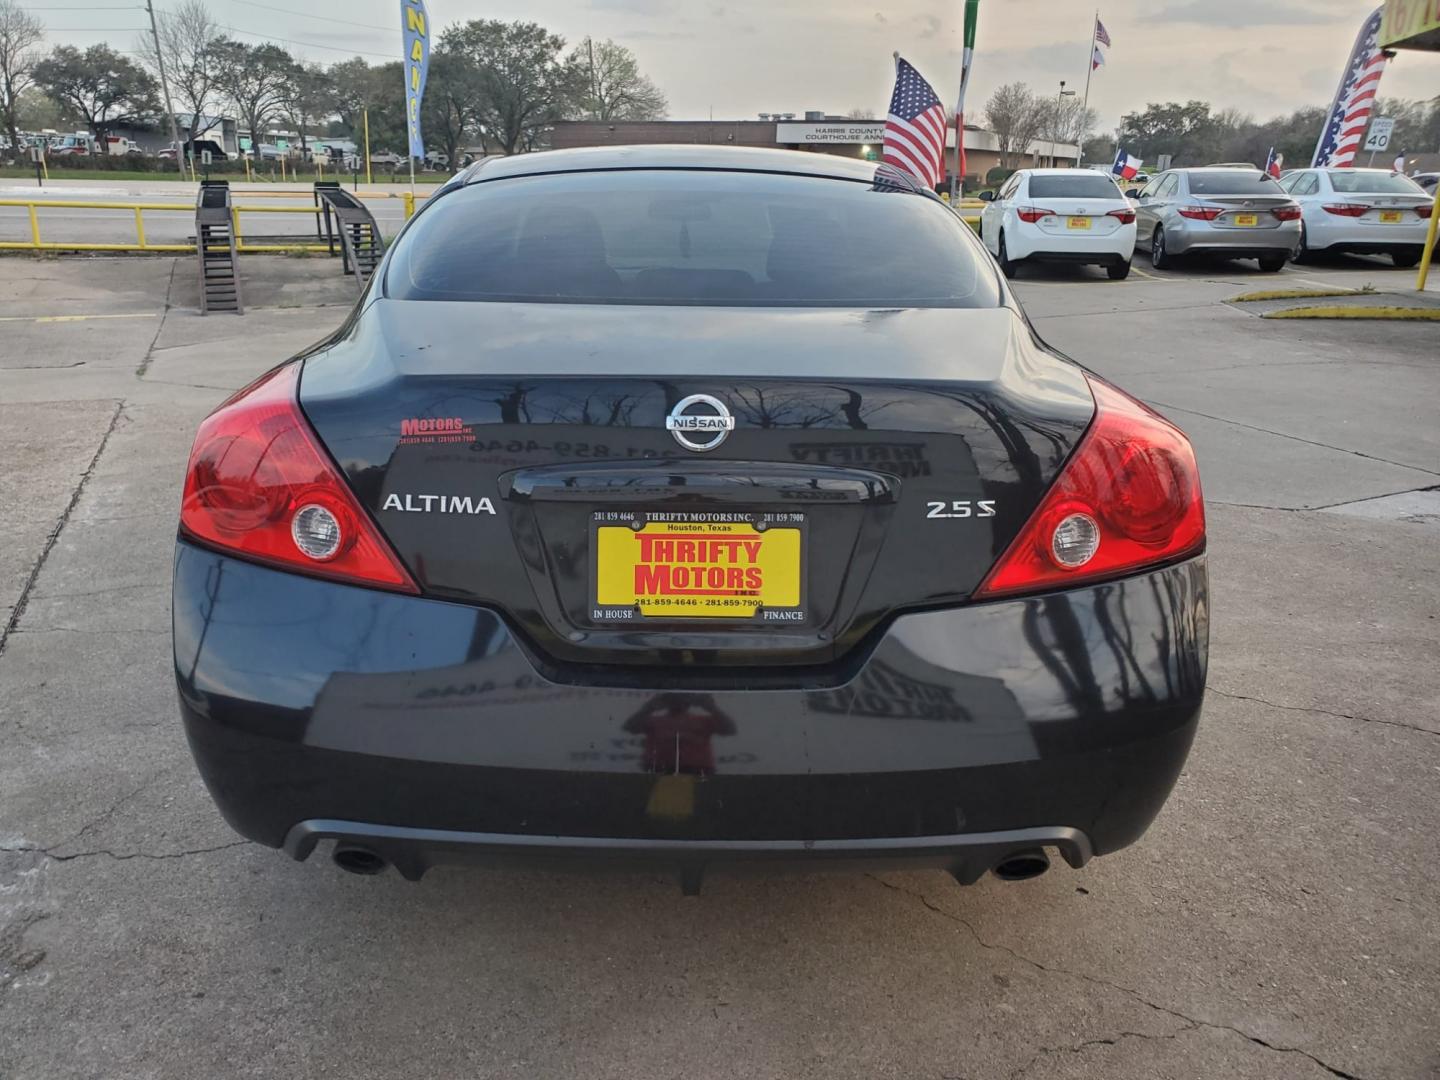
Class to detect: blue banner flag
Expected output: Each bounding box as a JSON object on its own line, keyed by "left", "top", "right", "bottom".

{"left": 402, "top": 0, "right": 430, "bottom": 161}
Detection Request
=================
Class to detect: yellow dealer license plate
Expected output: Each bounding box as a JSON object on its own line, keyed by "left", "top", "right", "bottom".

{"left": 1233, "top": 213, "right": 1259, "bottom": 226}
{"left": 1067, "top": 216, "right": 1091, "bottom": 230}
{"left": 592, "top": 514, "right": 804, "bottom": 621}
{"left": 1379, "top": 210, "right": 1403, "bottom": 223}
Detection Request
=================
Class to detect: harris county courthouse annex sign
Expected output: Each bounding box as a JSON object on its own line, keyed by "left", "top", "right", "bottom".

{"left": 775, "top": 122, "right": 888, "bottom": 144}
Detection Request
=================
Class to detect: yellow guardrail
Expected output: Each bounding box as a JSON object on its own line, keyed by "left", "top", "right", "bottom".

{"left": 0, "top": 197, "right": 404, "bottom": 252}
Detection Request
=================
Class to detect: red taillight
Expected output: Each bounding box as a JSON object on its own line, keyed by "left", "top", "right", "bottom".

{"left": 1177, "top": 205, "right": 1221, "bottom": 221}
{"left": 1271, "top": 204, "right": 1302, "bottom": 221}
{"left": 1321, "top": 203, "right": 1369, "bottom": 217}
{"left": 179, "top": 364, "right": 417, "bottom": 593}
{"left": 973, "top": 377, "right": 1205, "bottom": 601}
{"left": 1416, "top": 204, "right": 1433, "bottom": 219}
{"left": 1106, "top": 208, "right": 1136, "bottom": 224}
{"left": 1016, "top": 206, "right": 1057, "bottom": 223}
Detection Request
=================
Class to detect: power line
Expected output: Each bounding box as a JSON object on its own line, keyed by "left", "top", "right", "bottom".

{"left": 229, "top": 0, "right": 394, "bottom": 34}
{"left": 213, "top": 21, "right": 394, "bottom": 59}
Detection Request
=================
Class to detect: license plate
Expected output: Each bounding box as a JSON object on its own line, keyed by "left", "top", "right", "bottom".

{"left": 1379, "top": 210, "right": 1403, "bottom": 223}
{"left": 1232, "top": 214, "right": 1259, "bottom": 226}
{"left": 593, "top": 515, "right": 803, "bottom": 620}
{"left": 1066, "top": 216, "right": 1091, "bottom": 230}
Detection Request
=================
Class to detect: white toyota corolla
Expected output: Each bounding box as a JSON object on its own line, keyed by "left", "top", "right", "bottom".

{"left": 979, "top": 168, "right": 1137, "bottom": 279}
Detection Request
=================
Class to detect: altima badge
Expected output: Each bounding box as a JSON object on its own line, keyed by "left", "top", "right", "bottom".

{"left": 666, "top": 394, "right": 734, "bottom": 452}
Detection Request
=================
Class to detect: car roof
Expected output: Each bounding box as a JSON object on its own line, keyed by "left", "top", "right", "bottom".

{"left": 462, "top": 144, "right": 882, "bottom": 185}
{"left": 1018, "top": 168, "right": 1112, "bottom": 177}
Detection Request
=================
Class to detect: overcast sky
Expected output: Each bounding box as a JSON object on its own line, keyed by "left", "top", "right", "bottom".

{"left": 36, "top": 0, "right": 1440, "bottom": 131}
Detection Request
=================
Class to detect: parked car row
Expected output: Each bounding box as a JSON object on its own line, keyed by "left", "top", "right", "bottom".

{"left": 976, "top": 166, "right": 1432, "bottom": 277}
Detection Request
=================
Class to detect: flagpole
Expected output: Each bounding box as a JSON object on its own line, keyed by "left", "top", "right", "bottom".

{"left": 1077, "top": 9, "right": 1097, "bottom": 166}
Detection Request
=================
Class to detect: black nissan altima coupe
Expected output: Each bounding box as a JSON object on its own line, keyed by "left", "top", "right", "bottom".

{"left": 173, "top": 146, "right": 1207, "bottom": 891}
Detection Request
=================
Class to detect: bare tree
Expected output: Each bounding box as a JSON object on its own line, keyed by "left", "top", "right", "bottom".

{"left": 0, "top": 0, "right": 44, "bottom": 158}
{"left": 278, "top": 61, "right": 331, "bottom": 154}
{"left": 210, "top": 38, "right": 292, "bottom": 158}
{"left": 846, "top": 107, "right": 875, "bottom": 120}
{"left": 984, "top": 82, "right": 1047, "bottom": 170}
{"left": 571, "top": 36, "right": 665, "bottom": 121}
{"left": 135, "top": 0, "right": 220, "bottom": 134}
{"left": 1039, "top": 98, "right": 1097, "bottom": 163}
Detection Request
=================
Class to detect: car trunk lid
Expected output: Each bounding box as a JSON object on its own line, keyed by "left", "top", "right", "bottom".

{"left": 299, "top": 299, "right": 1094, "bottom": 671}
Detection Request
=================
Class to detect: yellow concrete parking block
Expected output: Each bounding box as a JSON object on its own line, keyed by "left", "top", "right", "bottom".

{"left": 0, "top": 312, "right": 159, "bottom": 324}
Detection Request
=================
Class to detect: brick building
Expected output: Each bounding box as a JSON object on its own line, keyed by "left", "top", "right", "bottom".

{"left": 550, "top": 116, "right": 1079, "bottom": 185}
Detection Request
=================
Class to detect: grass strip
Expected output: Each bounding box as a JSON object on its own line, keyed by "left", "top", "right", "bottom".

{"left": 1261, "top": 305, "right": 1440, "bottom": 321}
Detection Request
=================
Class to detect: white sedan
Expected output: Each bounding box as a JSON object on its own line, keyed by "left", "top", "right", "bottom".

{"left": 1278, "top": 168, "right": 1433, "bottom": 267}
{"left": 978, "top": 169, "right": 1137, "bottom": 280}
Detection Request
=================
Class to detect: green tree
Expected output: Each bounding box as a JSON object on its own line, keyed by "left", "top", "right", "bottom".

{"left": 445, "top": 19, "right": 572, "bottom": 155}
{"left": 0, "top": 0, "right": 45, "bottom": 157}
{"left": 1117, "top": 101, "right": 1221, "bottom": 166}
{"left": 33, "top": 44, "right": 158, "bottom": 144}
{"left": 423, "top": 44, "right": 484, "bottom": 170}
{"left": 570, "top": 37, "right": 666, "bottom": 121}
{"left": 210, "top": 38, "right": 292, "bottom": 157}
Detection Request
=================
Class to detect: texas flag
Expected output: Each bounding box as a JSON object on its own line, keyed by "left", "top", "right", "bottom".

{"left": 1112, "top": 148, "right": 1142, "bottom": 181}
{"left": 1092, "top": 45, "right": 1106, "bottom": 70}
{"left": 1265, "top": 146, "right": 1283, "bottom": 178}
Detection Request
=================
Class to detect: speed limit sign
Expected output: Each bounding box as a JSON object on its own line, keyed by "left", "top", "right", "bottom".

{"left": 1363, "top": 118, "right": 1395, "bottom": 153}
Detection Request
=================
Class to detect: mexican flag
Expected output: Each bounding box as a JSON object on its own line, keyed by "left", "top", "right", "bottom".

{"left": 954, "top": 0, "right": 979, "bottom": 191}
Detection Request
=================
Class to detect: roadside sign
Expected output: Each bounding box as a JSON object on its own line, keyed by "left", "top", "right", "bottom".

{"left": 29, "top": 146, "right": 41, "bottom": 163}
{"left": 200, "top": 149, "right": 213, "bottom": 166}
{"left": 1156, "top": 153, "right": 1172, "bottom": 171}
{"left": 1364, "top": 118, "right": 1395, "bottom": 152}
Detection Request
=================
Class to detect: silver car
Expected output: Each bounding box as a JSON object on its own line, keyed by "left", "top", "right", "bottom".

{"left": 1278, "top": 168, "right": 1433, "bottom": 267}
{"left": 1128, "top": 168, "right": 1302, "bottom": 272}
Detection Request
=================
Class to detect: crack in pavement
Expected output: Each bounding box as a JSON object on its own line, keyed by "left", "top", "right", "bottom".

{"left": 1006, "top": 1025, "right": 1197, "bottom": 1080}
{"left": 0, "top": 840, "right": 251, "bottom": 865}
{"left": 0, "top": 399, "right": 125, "bottom": 659}
{"left": 1144, "top": 400, "right": 1440, "bottom": 479}
{"left": 44, "top": 770, "right": 169, "bottom": 854}
{"left": 134, "top": 259, "right": 178, "bottom": 378}
{"left": 1206, "top": 686, "right": 1437, "bottom": 738}
{"left": 865, "top": 874, "right": 1364, "bottom": 1080}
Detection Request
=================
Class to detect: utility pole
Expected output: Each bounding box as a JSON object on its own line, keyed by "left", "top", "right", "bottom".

{"left": 145, "top": 0, "right": 184, "bottom": 174}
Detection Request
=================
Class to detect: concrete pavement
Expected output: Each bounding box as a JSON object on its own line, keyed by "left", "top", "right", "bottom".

{"left": 0, "top": 252, "right": 1436, "bottom": 1080}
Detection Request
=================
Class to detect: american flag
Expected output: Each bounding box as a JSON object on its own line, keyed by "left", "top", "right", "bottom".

{"left": 1311, "top": 7, "right": 1388, "bottom": 168}
{"left": 1095, "top": 17, "right": 1111, "bottom": 48}
{"left": 884, "top": 57, "right": 948, "bottom": 189}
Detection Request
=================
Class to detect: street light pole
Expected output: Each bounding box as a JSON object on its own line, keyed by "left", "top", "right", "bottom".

{"left": 144, "top": 0, "right": 184, "bottom": 175}
{"left": 1053, "top": 81, "right": 1076, "bottom": 167}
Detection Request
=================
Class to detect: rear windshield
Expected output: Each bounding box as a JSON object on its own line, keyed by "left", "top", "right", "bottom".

{"left": 385, "top": 169, "right": 1000, "bottom": 307}
{"left": 1028, "top": 174, "right": 1123, "bottom": 199}
{"left": 1327, "top": 170, "right": 1426, "bottom": 194}
{"left": 1187, "top": 171, "right": 1285, "bottom": 196}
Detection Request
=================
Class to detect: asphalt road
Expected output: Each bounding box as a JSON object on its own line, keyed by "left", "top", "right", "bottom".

{"left": 0, "top": 250, "right": 1436, "bottom": 1080}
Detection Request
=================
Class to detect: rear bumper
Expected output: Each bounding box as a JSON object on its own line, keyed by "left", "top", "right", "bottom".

{"left": 1168, "top": 221, "right": 1299, "bottom": 256}
{"left": 286, "top": 820, "right": 1093, "bottom": 888}
{"left": 174, "top": 542, "right": 1208, "bottom": 878}
{"left": 1009, "top": 224, "right": 1133, "bottom": 263}
{"left": 1306, "top": 216, "right": 1429, "bottom": 253}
